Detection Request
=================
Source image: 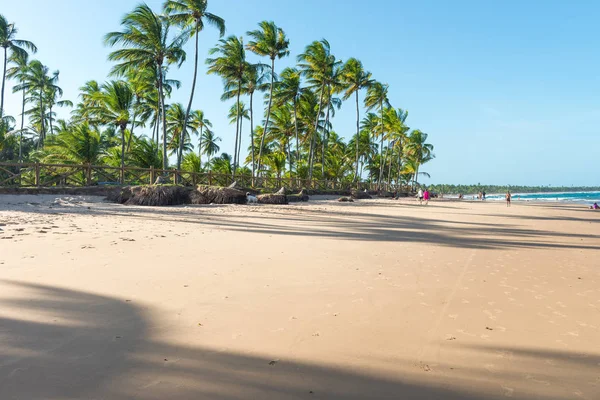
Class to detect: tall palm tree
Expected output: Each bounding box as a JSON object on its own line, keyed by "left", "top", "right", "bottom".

{"left": 206, "top": 35, "right": 247, "bottom": 174}
{"left": 274, "top": 67, "right": 304, "bottom": 175}
{"left": 1, "top": 14, "right": 37, "bottom": 118}
{"left": 341, "top": 58, "right": 372, "bottom": 181}
{"left": 6, "top": 51, "right": 29, "bottom": 161}
{"left": 297, "top": 40, "right": 340, "bottom": 179}
{"left": 44, "top": 77, "right": 72, "bottom": 137}
{"left": 364, "top": 81, "right": 390, "bottom": 189}
{"left": 246, "top": 21, "right": 289, "bottom": 176}
{"left": 163, "top": 0, "right": 225, "bottom": 170}
{"left": 105, "top": 4, "right": 186, "bottom": 170}
{"left": 14, "top": 60, "right": 61, "bottom": 147}
{"left": 222, "top": 63, "right": 267, "bottom": 179}
{"left": 94, "top": 80, "right": 134, "bottom": 178}
{"left": 190, "top": 109, "right": 212, "bottom": 167}
{"left": 227, "top": 101, "right": 249, "bottom": 170}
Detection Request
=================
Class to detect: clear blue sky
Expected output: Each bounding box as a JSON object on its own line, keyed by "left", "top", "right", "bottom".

{"left": 3, "top": 0, "right": 599, "bottom": 186}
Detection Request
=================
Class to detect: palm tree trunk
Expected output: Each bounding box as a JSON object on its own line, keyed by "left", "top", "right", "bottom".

{"left": 237, "top": 113, "right": 243, "bottom": 170}
{"left": 158, "top": 66, "right": 168, "bottom": 171}
{"left": 120, "top": 125, "right": 126, "bottom": 184}
{"left": 126, "top": 104, "right": 137, "bottom": 152}
{"left": 198, "top": 125, "right": 203, "bottom": 169}
{"left": 0, "top": 48, "right": 7, "bottom": 118}
{"left": 233, "top": 81, "right": 241, "bottom": 177}
{"left": 377, "top": 101, "right": 384, "bottom": 190}
{"left": 39, "top": 89, "right": 45, "bottom": 147}
{"left": 396, "top": 150, "right": 402, "bottom": 187}
{"left": 49, "top": 106, "right": 54, "bottom": 136}
{"left": 250, "top": 91, "right": 255, "bottom": 183}
{"left": 309, "top": 82, "right": 326, "bottom": 180}
{"left": 355, "top": 90, "right": 360, "bottom": 182}
{"left": 293, "top": 98, "right": 299, "bottom": 178}
{"left": 387, "top": 145, "right": 394, "bottom": 187}
{"left": 287, "top": 138, "right": 292, "bottom": 178}
{"left": 178, "top": 24, "right": 200, "bottom": 172}
{"left": 19, "top": 85, "right": 25, "bottom": 162}
{"left": 321, "top": 98, "right": 331, "bottom": 178}
{"left": 257, "top": 58, "right": 276, "bottom": 176}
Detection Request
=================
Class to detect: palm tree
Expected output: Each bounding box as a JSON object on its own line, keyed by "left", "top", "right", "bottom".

{"left": 405, "top": 129, "right": 434, "bottom": 188}
{"left": 364, "top": 81, "right": 390, "bottom": 189}
{"left": 14, "top": 60, "right": 61, "bottom": 147}
{"left": 268, "top": 103, "right": 295, "bottom": 174}
{"left": 163, "top": 0, "right": 225, "bottom": 170}
{"left": 222, "top": 63, "right": 267, "bottom": 179}
{"left": 341, "top": 58, "right": 372, "bottom": 181}
{"left": 200, "top": 128, "right": 220, "bottom": 164}
{"left": 94, "top": 80, "right": 134, "bottom": 179}
{"left": 297, "top": 40, "right": 340, "bottom": 179}
{"left": 1, "top": 14, "right": 37, "bottom": 118}
{"left": 227, "top": 101, "right": 249, "bottom": 171}
{"left": 105, "top": 4, "right": 186, "bottom": 170}
{"left": 44, "top": 77, "right": 73, "bottom": 137}
{"left": 206, "top": 35, "right": 247, "bottom": 174}
{"left": 246, "top": 21, "right": 289, "bottom": 176}
{"left": 6, "top": 50, "right": 29, "bottom": 161}
{"left": 40, "top": 122, "right": 103, "bottom": 165}
{"left": 274, "top": 67, "right": 304, "bottom": 175}
{"left": 165, "top": 102, "right": 200, "bottom": 157}
{"left": 190, "top": 109, "right": 212, "bottom": 167}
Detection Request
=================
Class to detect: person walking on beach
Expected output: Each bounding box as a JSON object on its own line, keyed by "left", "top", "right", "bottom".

{"left": 423, "top": 188, "right": 430, "bottom": 205}
{"left": 417, "top": 188, "right": 423, "bottom": 205}
{"left": 506, "top": 191, "right": 512, "bottom": 207}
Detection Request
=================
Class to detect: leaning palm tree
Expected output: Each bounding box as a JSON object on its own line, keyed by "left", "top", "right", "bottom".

{"left": 246, "top": 21, "right": 289, "bottom": 176}
{"left": 94, "top": 80, "right": 134, "bottom": 179}
{"left": 105, "top": 4, "right": 186, "bottom": 170}
{"left": 206, "top": 35, "right": 247, "bottom": 173}
{"left": 6, "top": 51, "right": 29, "bottom": 161}
{"left": 1, "top": 14, "right": 37, "bottom": 118}
{"left": 341, "top": 58, "right": 373, "bottom": 181}
{"left": 163, "top": 0, "right": 225, "bottom": 170}
{"left": 364, "top": 81, "right": 390, "bottom": 189}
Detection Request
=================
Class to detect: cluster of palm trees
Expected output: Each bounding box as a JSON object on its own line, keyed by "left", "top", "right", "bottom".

{"left": 1, "top": 1, "right": 435, "bottom": 188}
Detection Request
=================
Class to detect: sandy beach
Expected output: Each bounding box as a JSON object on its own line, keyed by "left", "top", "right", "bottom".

{"left": 1, "top": 195, "right": 599, "bottom": 399}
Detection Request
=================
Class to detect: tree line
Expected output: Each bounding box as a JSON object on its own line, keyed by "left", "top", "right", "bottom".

{"left": 0, "top": 1, "right": 434, "bottom": 188}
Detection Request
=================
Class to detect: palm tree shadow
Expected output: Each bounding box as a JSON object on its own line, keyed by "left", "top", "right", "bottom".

{"left": 6, "top": 280, "right": 588, "bottom": 400}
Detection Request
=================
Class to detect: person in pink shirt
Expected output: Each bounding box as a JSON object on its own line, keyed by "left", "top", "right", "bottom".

{"left": 423, "top": 189, "right": 430, "bottom": 205}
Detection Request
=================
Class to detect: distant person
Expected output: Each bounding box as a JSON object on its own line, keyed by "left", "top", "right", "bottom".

{"left": 590, "top": 202, "right": 599, "bottom": 210}
{"left": 506, "top": 191, "right": 512, "bottom": 207}
{"left": 424, "top": 189, "right": 430, "bottom": 205}
{"left": 458, "top": 193, "right": 464, "bottom": 200}
{"left": 482, "top": 191, "right": 486, "bottom": 201}
{"left": 417, "top": 188, "right": 424, "bottom": 205}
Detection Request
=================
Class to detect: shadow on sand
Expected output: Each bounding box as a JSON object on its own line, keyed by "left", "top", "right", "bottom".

{"left": 1, "top": 281, "right": 599, "bottom": 399}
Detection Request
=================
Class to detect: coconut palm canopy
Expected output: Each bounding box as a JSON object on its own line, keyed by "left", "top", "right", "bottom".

{"left": 0, "top": 4, "right": 435, "bottom": 188}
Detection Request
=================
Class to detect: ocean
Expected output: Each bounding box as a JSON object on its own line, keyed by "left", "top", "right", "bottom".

{"left": 481, "top": 191, "right": 600, "bottom": 204}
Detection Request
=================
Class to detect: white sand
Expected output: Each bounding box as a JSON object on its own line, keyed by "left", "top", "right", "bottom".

{"left": 1, "top": 195, "right": 599, "bottom": 399}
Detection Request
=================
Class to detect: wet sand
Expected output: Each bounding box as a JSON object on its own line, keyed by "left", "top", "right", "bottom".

{"left": 1, "top": 195, "right": 599, "bottom": 399}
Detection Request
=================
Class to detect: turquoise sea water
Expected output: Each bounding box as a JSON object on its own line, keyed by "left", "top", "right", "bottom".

{"left": 483, "top": 191, "right": 600, "bottom": 204}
